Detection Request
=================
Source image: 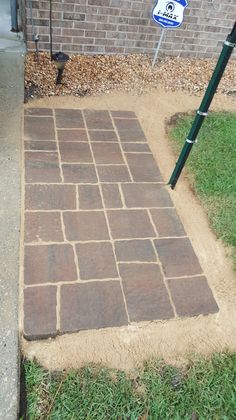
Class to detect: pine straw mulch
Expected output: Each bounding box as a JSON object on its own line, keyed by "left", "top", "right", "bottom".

{"left": 25, "top": 52, "right": 236, "bottom": 100}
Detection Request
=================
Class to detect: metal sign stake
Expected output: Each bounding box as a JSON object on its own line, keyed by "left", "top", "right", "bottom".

{"left": 152, "top": 28, "right": 165, "bottom": 67}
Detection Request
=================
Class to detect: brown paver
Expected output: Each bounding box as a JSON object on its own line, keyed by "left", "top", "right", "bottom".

{"left": 76, "top": 242, "right": 118, "bottom": 280}
{"left": 60, "top": 282, "right": 128, "bottom": 332}
{"left": 24, "top": 244, "right": 77, "bottom": 285}
{"left": 25, "top": 212, "right": 63, "bottom": 243}
{"left": 23, "top": 109, "right": 219, "bottom": 340}
{"left": 119, "top": 264, "right": 174, "bottom": 322}
{"left": 63, "top": 211, "right": 109, "bottom": 241}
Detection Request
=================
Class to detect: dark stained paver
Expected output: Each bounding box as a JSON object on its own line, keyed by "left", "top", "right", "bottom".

{"left": 23, "top": 109, "right": 219, "bottom": 340}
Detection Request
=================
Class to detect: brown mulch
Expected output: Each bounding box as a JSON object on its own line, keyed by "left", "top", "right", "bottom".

{"left": 25, "top": 52, "right": 236, "bottom": 100}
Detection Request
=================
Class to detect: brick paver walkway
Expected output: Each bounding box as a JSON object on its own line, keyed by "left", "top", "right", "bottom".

{"left": 23, "top": 108, "right": 219, "bottom": 340}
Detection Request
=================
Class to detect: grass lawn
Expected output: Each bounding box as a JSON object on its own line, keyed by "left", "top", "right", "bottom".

{"left": 23, "top": 353, "right": 236, "bottom": 419}
{"left": 169, "top": 112, "right": 236, "bottom": 265}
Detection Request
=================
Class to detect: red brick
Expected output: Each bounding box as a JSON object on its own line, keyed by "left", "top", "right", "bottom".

{"left": 24, "top": 285, "right": 57, "bottom": 340}
{"left": 60, "top": 281, "right": 128, "bottom": 332}
{"left": 24, "top": 244, "right": 77, "bottom": 284}
{"left": 119, "top": 263, "right": 174, "bottom": 322}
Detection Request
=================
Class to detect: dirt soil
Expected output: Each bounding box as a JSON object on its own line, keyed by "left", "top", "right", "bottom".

{"left": 21, "top": 89, "right": 236, "bottom": 371}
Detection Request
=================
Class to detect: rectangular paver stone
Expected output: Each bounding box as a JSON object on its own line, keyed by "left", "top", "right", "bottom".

{"left": 101, "top": 184, "right": 123, "bottom": 208}
{"left": 63, "top": 211, "right": 109, "bottom": 241}
{"left": 24, "top": 116, "right": 55, "bottom": 140}
{"left": 59, "top": 142, "right": 92, "bottom": 163}
{"left": 24, "top": 141, "right": 57, "bottom": 151}
{"left": 55, "top": 109, "right": 84, "bottom": 128}
{"left": 115, "top": 240, "right": 156, "bottom": 262}
{"left": 119, "top": 263, "right": 174, "bottom": 322}
{"left": 24, "top": 285, "right": 57, "bottom": 340}
{"left": 57, "top": 129, "right": 88, "bottom": 142}
{"left": 25, "top": 184, "right": 76, "bottom": 210}
{"left": 168, "top": 276, "right": 219, "bottom": 317}
{"left": 121, "top": 183, "right": 172, "bottom": 208}
{"left": 84, "top": 110, "right": 113, "bottom": 130}
{"left": 154, "top": 238, "right": 203, "bottom": 278}
{"left": 97, "top": 165, "right": 131, "bottom": 182}
{"left": 114, "top": 118, "right": 146, "bottom": 142}
{"left": 107, "top": 209, "right": 156, "bottom": 239}
{"left": 126, "top": 153, "right": 163, "bottom": 182}
{"left": 150, "top": 208, "right": 186, "bottom": 237}
{"left": 24, "top": 244, "right": 77, "bottom": 284}
{"left": 92, "top": 142, "right": 124, "bottom": 164}
{"left": 76, "top": 242, "right": 118, "bottom": 280}
{"left": 62, "top": 164, "right": 98, "bottom": 183}
{"left": 60, "top": 281, "right": 128, "bottom": 332}
{"left": 25, "top": 152, "right": 61, "bottom": 183}
{"left": 25, "top": 108, "right": 53, "bottom": 116}
{"left": 78, "top": 185, "right": 103, "bottom": 209}
{"left": 25, "top": 212, "right": 63, "bottom": 243}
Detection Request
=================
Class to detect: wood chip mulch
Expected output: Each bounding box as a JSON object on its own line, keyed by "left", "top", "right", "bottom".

{"left": 25, "top": 52, "right": 236, "bottom": 100}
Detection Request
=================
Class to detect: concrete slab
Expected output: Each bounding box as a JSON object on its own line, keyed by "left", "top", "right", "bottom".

{"left": 0, "top": 50, "right": 24, "bottom": 419}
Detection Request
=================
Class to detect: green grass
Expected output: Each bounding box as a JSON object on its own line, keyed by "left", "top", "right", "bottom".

{"left": 24, "top": 353, "right": 236, "bottom": 419}
{"left": 169, "top": 112, "right": 236, "bottom": 264}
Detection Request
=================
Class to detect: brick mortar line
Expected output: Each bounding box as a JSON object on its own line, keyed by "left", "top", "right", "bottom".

{"left": 151, "top": 238, "right": 177, "bottom": 318}
{"left": 147, "top": 208, "right": 159, "bottom": 238}
{"left": 82, "top": 109, "right": 131, "bottom": 323}
{"left": 117, "top": 182, "right": 126, "bottom": 209}
{"left": 25, "top": 181, "right": 165, "bottom": 185}
{"left": 109, "top": 111, "right": 134, "bottom": 182}
{"left": 24, "top": 235, "right": 188, "bottom": 246}
{"left": 60, "top": 211, "right": 67, "bottom": 242}
{"left": 72, "top": 242, "right": 81, "bottom": 281}
{"left": 52, "top": 109, "right": 64, "bottom": 183}
{"left": 76, "top": 184, "right": 79, "bottom": 210}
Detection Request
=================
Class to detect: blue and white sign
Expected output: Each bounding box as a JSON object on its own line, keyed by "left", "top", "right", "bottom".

{"left": 152, "top": 0, "right": 188, "bottom": 28}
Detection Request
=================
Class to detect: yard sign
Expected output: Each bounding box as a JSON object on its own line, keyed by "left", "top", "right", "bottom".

{"left": 151, "top": 0, "right": 188, "bottom": 66}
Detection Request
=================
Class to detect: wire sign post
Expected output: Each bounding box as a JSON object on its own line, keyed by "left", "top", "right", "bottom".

{"left": 152, "top": 0, "right": 188, "bottom": 67}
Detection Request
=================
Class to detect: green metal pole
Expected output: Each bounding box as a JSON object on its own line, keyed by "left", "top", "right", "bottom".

{"left": 169, "top": 21, "right": 236, "bottom": 189}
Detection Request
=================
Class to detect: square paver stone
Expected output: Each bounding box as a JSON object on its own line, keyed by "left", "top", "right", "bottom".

{"left": 76, "top": 242, "right": 118, "bottom": 280}
{"left": 89, "top": 130, "right": 118, "bottom": 142}
{"left": 24, "top": 285, "right": 57, "bottom": 340}
{"left": 115, "top": 239, "right": 156, "bottom": 262}
{"left": 78, "top": 185, "right": 103, "bottom": 209}
{"left": 60, "top": 281, "right": 128, "bottom": 332}
{"left": 25, "top": 212, "right": 63, "bottom": 243}
{"left": 168, "top": 276, "right": 219, "bottom": 317}
{"left": 62, "top": 164, "right": 97, "bottom": 183}
{"left": 55, "top": 109, "right": 84, "bottom": 128}
{"left": 114, "top": 118, "right": 146, "bottom": 142}
{"left": 150, "top": 208, "right": 186, "bottom": 237}
{"left": 24, "top": 244, "right": 77, "bottom": 284}
{"left": 107, "top": 210, "right": 155, "bottom": 239}
{"left": 57, "top": 129, "right": 88, "bottom": 142}
{"left": 25, "top": 152, "right": 61, "bottom": 183}
{"left": 25, "top": 184, "right": 76, "bottom": 210}
{"left": 24, "top": 116, "right": 55, "bottom": 140}
{"left": 91, "top": 142, "right": 124, "bottom": 164}
{"left": 154, "top": 238, "right": 203, "bottom": 278}
{"left": 63, "top": 211, "right": 109, "bottom": 241}
{"left": 119, "top": 263, "right": 174, "bottom": 322}
{"left": 59, "top": 142, "right": 92, "bottom": 163}
{"left": 84, "top": 110, "right": 113, "bottom": 129}
{"left": 121, "top": 183, "right": 172, "bottom": 208}
{"left": 126, "top": 153, "right": 162, "bottom": 182}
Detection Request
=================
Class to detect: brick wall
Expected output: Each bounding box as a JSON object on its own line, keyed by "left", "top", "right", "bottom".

{"left": 25, "top": 0, "right": 236, "bottom": 59}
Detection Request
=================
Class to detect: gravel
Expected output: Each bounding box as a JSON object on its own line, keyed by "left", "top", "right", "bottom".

{"left": 25, "top": 52, "right": 236, "bottom": 100}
